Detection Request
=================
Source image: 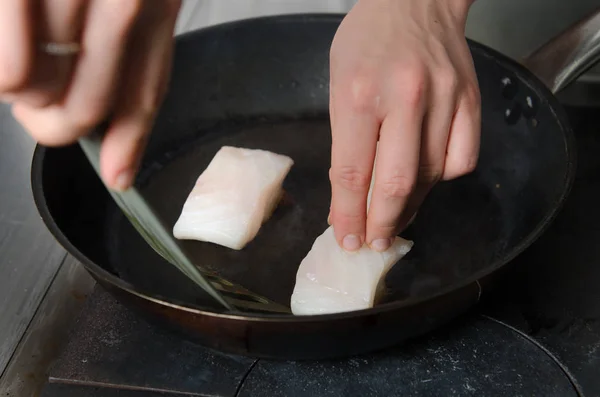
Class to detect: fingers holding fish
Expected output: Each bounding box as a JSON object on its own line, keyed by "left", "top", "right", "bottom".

{"left": 390, "top": 62, "right": 459, "bottom": 234}
{"left": 328, "top": 0, "right": 480, "bottom": 251}
{"left": 364, "top": 66, "right": 426, "bottom": 251}
{"left": 328, "top": 67, "right": 380, "bottom": 252}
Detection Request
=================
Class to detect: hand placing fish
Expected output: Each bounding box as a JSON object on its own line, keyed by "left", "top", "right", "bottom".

{"left": 328, "top": 0, "right": 480, "bottom": 252}
{"left": 2, "top": 0, "right": 481, "bottom": 256}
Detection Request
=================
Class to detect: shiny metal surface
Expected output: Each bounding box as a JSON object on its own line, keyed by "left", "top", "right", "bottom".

{"left": 465, "top": 0, "right": 600, "bottom": 81}
{"left": 522, "top": 8, "right": 600, "bottom": 93}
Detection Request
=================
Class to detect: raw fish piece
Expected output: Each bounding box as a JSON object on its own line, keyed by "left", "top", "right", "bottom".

{"left": 290, "top": 226, "right": 413, "bottom": 315}
{"left": 173, "top": 146, "right": 294, "bottom": 250}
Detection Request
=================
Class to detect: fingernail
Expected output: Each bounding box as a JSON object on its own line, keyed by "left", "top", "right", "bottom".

{"left": 342, "top": 234, "right": 361, "bottom": 251}
{"left": 371, "top": 238, "right": 391, "bottom": 252}
{"left": 114, "top": 170, "right": 133, "bottom": 191}
{"left": 327, "top": 212, "right": 331, "bottom": 225}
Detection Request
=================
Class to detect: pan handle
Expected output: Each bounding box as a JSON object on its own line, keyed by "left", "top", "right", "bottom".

{"left": 521, "top": 8, "right": 600, "bottom": 94}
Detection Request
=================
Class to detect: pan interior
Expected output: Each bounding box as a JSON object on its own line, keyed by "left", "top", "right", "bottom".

{"left": 110, "top": 115, "right": 506, "bottom": 308}
{"left": 37, "top": 15, "right": 572, "bottom": 314}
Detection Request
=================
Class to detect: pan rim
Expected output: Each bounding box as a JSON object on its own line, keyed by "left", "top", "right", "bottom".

{"left": 30, "top": 13, "right": 577, "bottom": 323}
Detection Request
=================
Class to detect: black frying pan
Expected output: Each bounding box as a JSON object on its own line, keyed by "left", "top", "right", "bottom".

{"left": 30, "top": 12, "right": 600, "bottom": 359}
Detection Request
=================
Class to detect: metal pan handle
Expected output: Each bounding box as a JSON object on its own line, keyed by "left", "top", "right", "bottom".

{"left": 522, "top": 8, "right": 600, "bottom": 94}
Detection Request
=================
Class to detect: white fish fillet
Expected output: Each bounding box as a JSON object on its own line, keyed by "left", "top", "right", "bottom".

{"left": 290, "top": 226, "right": 413, "bottom": 315}
{"left": 173, "top": 146, "right": 294, "bottom": 250}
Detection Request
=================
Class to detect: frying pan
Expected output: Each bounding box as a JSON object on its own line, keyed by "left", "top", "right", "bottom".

{"left": 30, "top": 11, "right": 600, "bottom": 360}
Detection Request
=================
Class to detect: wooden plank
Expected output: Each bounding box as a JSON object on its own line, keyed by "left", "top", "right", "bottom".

{"left": 0, "top": 104, "right": 70, "bottom": 376}
{"left": 0, "top": 256, "right": 95, "bottom": 397}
